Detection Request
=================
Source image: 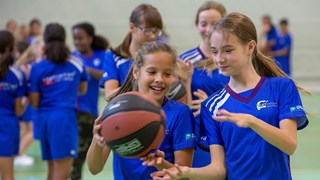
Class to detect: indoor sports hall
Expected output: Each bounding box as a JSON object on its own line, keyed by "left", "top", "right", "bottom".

{"left": 1, "top": 0, "right": 319, "bottom": 179}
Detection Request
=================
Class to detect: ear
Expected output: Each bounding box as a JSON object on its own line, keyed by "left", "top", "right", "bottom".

{"left": 247, "top": 40, "right": 256, "bottom": 55}
{"left": 132, "top": 66, "right": 139, "bottom": 80}
{"left": 129, "top": 22, "right": 135, "bottom": 33}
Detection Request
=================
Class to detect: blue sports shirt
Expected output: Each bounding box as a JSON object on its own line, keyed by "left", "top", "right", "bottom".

{"left": 200, "top": 77, "right": 308, "bottom": 179}
{"left": 99, "top": 50, "right": 132, "bottom": 88}
{"left": 72, "top": 50, "right": 105, "bottom": 117}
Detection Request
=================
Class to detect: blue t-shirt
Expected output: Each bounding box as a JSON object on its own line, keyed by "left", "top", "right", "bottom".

{"left": 29, "top": 56, "right": 88, "bottom": 111}
{"left": 179, "top": 47, "right": 229, "bottom": 101}
{"left": 113, "top": 99, "right": 196, "bottom": 180}
{"left": 200, "top": 77, "right": 308, "bottom": 179}
{"left": 274, "top": 33, "right": 292, "bottom": 76}
{"left": 72, "top": 50, "right": 105, "bottom": 117}
{"left": 0, "top": 65, "right": 27, "bottom": 116}
{"left": 99, "top": 50, "right": 132, "bottom": 88}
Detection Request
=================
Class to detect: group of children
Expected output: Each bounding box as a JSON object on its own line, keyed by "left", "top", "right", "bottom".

{"left": 0, "top": 1, "right": 308, "bottom": 180}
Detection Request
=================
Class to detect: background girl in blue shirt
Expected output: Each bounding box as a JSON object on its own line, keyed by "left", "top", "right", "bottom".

{"left": 178, "top": 1, "right": 229, "bottom": 168}
{"left": 87, "top": 41, "right": 196, "bottom": 180}
{"left": 100, "top": 3, "right": 164, "bottom": 100}
{"left": 29, "top": 23, "right": 88, "bottom": 180}
{"left": 0, "top": 30, "right": 27, "bottom": 180}
{"left": 151, "top": 12, "right": 308, "bottom": 180}
{"left": 70, "top": 22, "right": 109, "bottom": 180}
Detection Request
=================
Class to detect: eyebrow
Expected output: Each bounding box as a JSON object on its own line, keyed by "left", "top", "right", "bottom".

{"left": 210, "top": 45, "right": 234, "bottom": 49}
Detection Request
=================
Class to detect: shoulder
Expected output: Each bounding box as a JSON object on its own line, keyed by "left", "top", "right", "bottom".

{"left": 179, "top": 47, "right": 199, "bottom": 60}
{"left": 266, "top": 76, "right": 294, "bottom": 88}
{"left": 164, "top": 99, "right": 192, "bottom": 112}
{"left": 68, "top": 55, "right": 85, "bottom": 72}
{"left": 9, "top": 65, "right": 25, "bottom": 85}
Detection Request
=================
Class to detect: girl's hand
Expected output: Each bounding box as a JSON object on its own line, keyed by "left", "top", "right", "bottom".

{"left": 151, "top": 164, "right": 190, "bottom": 180}
{"left": 190, "top": 89, "right": 208, "bottom": 116}
{"left": 92, "top": 116, "right": 107, "bottom": 147}
{"left": 214, "top": 109, "right": 255, "bottom": 128}
{"left": 175, "top": 59, "right": 193, "bottom": 83}
{"left": 140, "top": 150, "right": 165, "bottom": 167}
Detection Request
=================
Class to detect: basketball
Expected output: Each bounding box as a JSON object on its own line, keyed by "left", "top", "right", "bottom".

{"left": 167, "top": 78, "right": 187, "bottom": 104}
{"left": 99, "top": 91, "right": 166, "bottom": 158}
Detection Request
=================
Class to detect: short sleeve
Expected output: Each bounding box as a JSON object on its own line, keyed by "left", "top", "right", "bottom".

{"left": 199, "top": 101, "right": 224, "bottom": 146}
{"left": 278, "top": 78, "right": 308, "bottom": 130}
{"left": 99, "top": 51, "right": 119, "bottom": 88}
{"left": 172, "top": 105, "right": 197, "bottom": 151}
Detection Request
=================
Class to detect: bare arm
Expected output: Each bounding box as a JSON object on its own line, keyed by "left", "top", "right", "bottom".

{"left": 214, "top": 109, "right": 297, "bottom": 155}
{"left": 29, "top": 92, "right": 40, "bottom": 108}
{"left": 87, "top": 67, "right": 103, "bottom": 80}
{"left": 78, "top": 81, "right": 88, "bottom": 95}
{"left": 15, "top": 98, "right": 24, "bottom": 117}
{"left": 103, "top": 80, "right": 119, "bottom": 100}
{"left": 86, "top": 118, "right": 112, "bottom": 174}
{"left": 151, "top": 145, "right": 226, "bottom": 180}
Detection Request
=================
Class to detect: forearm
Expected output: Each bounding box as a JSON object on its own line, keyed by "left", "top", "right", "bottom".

{"left": 250, "top": 118, "right": 297, "bottom": 155}
{"left": 87, "top": 67, "right": 103, "bottom": 80}
{"left": 86, "top": 138, "right": 110, "bottom": 174}
{"left": 187, "top": 164, "right": 226, "bottom": 180}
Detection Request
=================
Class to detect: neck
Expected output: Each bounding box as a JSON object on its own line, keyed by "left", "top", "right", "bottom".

{"left": 229, "top": 67, "right": 261, "bottom": 93}
{"left": 129, "top": 41, "right": 140, "bottom": 57}
{"left": 199, "top": 41, "right": 211, "bottom": 58}
{"left": 81, "top": 49, "right": 93, "bottom": 57}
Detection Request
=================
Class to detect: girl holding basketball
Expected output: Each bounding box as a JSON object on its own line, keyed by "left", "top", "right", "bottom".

{"left": 100, "top": 3, "right": 164, "bottom": 100}
{"left": 87, "top": 41, "right": 196, "bottom": 179}
{"left": 29, "top": 23, "right": 88, "bottom": 180}
{"left": 70, "top": 22, "right": 109, "bottom": 180}
{"left": 178, "top": 1, "right": 229, "bottom": 167}
{"left": 0, "top": 30, "right": 27, "bottom": 180}
{"left": 151, "top": 12, "right": 308, "bottom": 180}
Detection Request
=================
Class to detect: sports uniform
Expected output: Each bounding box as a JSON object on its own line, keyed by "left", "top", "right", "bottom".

{"left": 200, "top": 77, "right": 308, "bottom": 179}
{"left": 29, "top": 56, "right": 88, "bottom": 160}
{"left": 0, "top": 65, "right": 27, "bottom": 156}
{"left": 274, "top": 33, "right": 292, "bottom": 76}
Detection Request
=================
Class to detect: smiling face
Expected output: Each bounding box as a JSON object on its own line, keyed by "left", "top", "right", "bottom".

{"left": 133, "top": 52, "right": 174, "bottom": 104}
{"left": 72, "top": 28, "right": 93, "bottom": 54}
{"left": 210, "top": 31, "right": 255, "bottom": 77}
{"left": 197, "top": 9, "right": 223, "bottom": 44}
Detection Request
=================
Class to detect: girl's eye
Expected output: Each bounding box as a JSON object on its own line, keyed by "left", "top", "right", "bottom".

{"left": 147, "top": 71, "right": 156, "bottom": 74}
{"left": 225, "top": 49, "right": 233, "bottom": 53}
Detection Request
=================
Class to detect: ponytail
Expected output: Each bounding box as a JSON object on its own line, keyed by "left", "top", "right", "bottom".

{"left": 107, "top": 66, "right": 137, "bottom": 101}
{"left": 113, "top": 32, "right": 132, "bottom": 58}
{"left": 193, "top": 58, "right": 217, "bottom": 76}
{"left": 254, "top": 50, "right": 309, "bottom": 94}
{"left": 44, "top": 41, "right": 70, "bottom": 63}
{"left": 0, "top": 49, "right": 14, "bottom": 79}
{"left": 92, "top": 35, "right": 110, "bottom": 51}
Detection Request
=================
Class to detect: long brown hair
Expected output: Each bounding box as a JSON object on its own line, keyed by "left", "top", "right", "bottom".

{"left": 113, "top": 4, "right": 163, "bottom": 58}
{"left": 0, "top": 30, "right": 14, "bottom": 79}
{"left": 194, "top": 1, "right": 227, "bottom": 75}
{"left": 108, "top": 41, "right": 177, "bottom": 101}
{"left": 211, "top": 12, "right": 308, "bottom": 93}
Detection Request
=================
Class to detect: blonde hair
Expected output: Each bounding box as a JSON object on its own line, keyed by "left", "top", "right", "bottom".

{"left": 108, "top": 41, "right": 177, "bottom": 101}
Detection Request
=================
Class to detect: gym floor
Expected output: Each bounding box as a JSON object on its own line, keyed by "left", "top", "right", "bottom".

{"left": 14, "top": 93, "right": 320, "bottom": 179}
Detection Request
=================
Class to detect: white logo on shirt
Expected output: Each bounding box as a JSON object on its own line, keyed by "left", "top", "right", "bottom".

{"left": 93, "top": 58, "right": 100, "bottom": 66}
{"left": 256, "top": 100, "right": 277, "bottom": 110}
{"left": 103, "top": 72, "right": 108, "bottom": 78}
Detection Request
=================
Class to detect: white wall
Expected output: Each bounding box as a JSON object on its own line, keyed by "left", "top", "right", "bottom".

{"left": 1, "top": 0, "right": 319, "bottom": 89}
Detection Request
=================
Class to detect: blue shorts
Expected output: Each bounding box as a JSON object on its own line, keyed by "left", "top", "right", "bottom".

{"left": 0, "top": 115, "right": 19, "bottom": 157}
{"left": 21, "top": 104, "right": 34, "bottom": 122}
{"left": 38, "top": 109, "right": 78, "bottom": 160}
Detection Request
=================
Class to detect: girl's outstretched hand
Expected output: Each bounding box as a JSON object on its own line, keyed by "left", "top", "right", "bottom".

{"left": 140, "top": 150, "right": 165, "bottom": 167}
{"left": 214, "top": 109, "right": 255, "bottom": 128}
{"left": 150, "top": 164, "right": 190, "bottom": 180}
